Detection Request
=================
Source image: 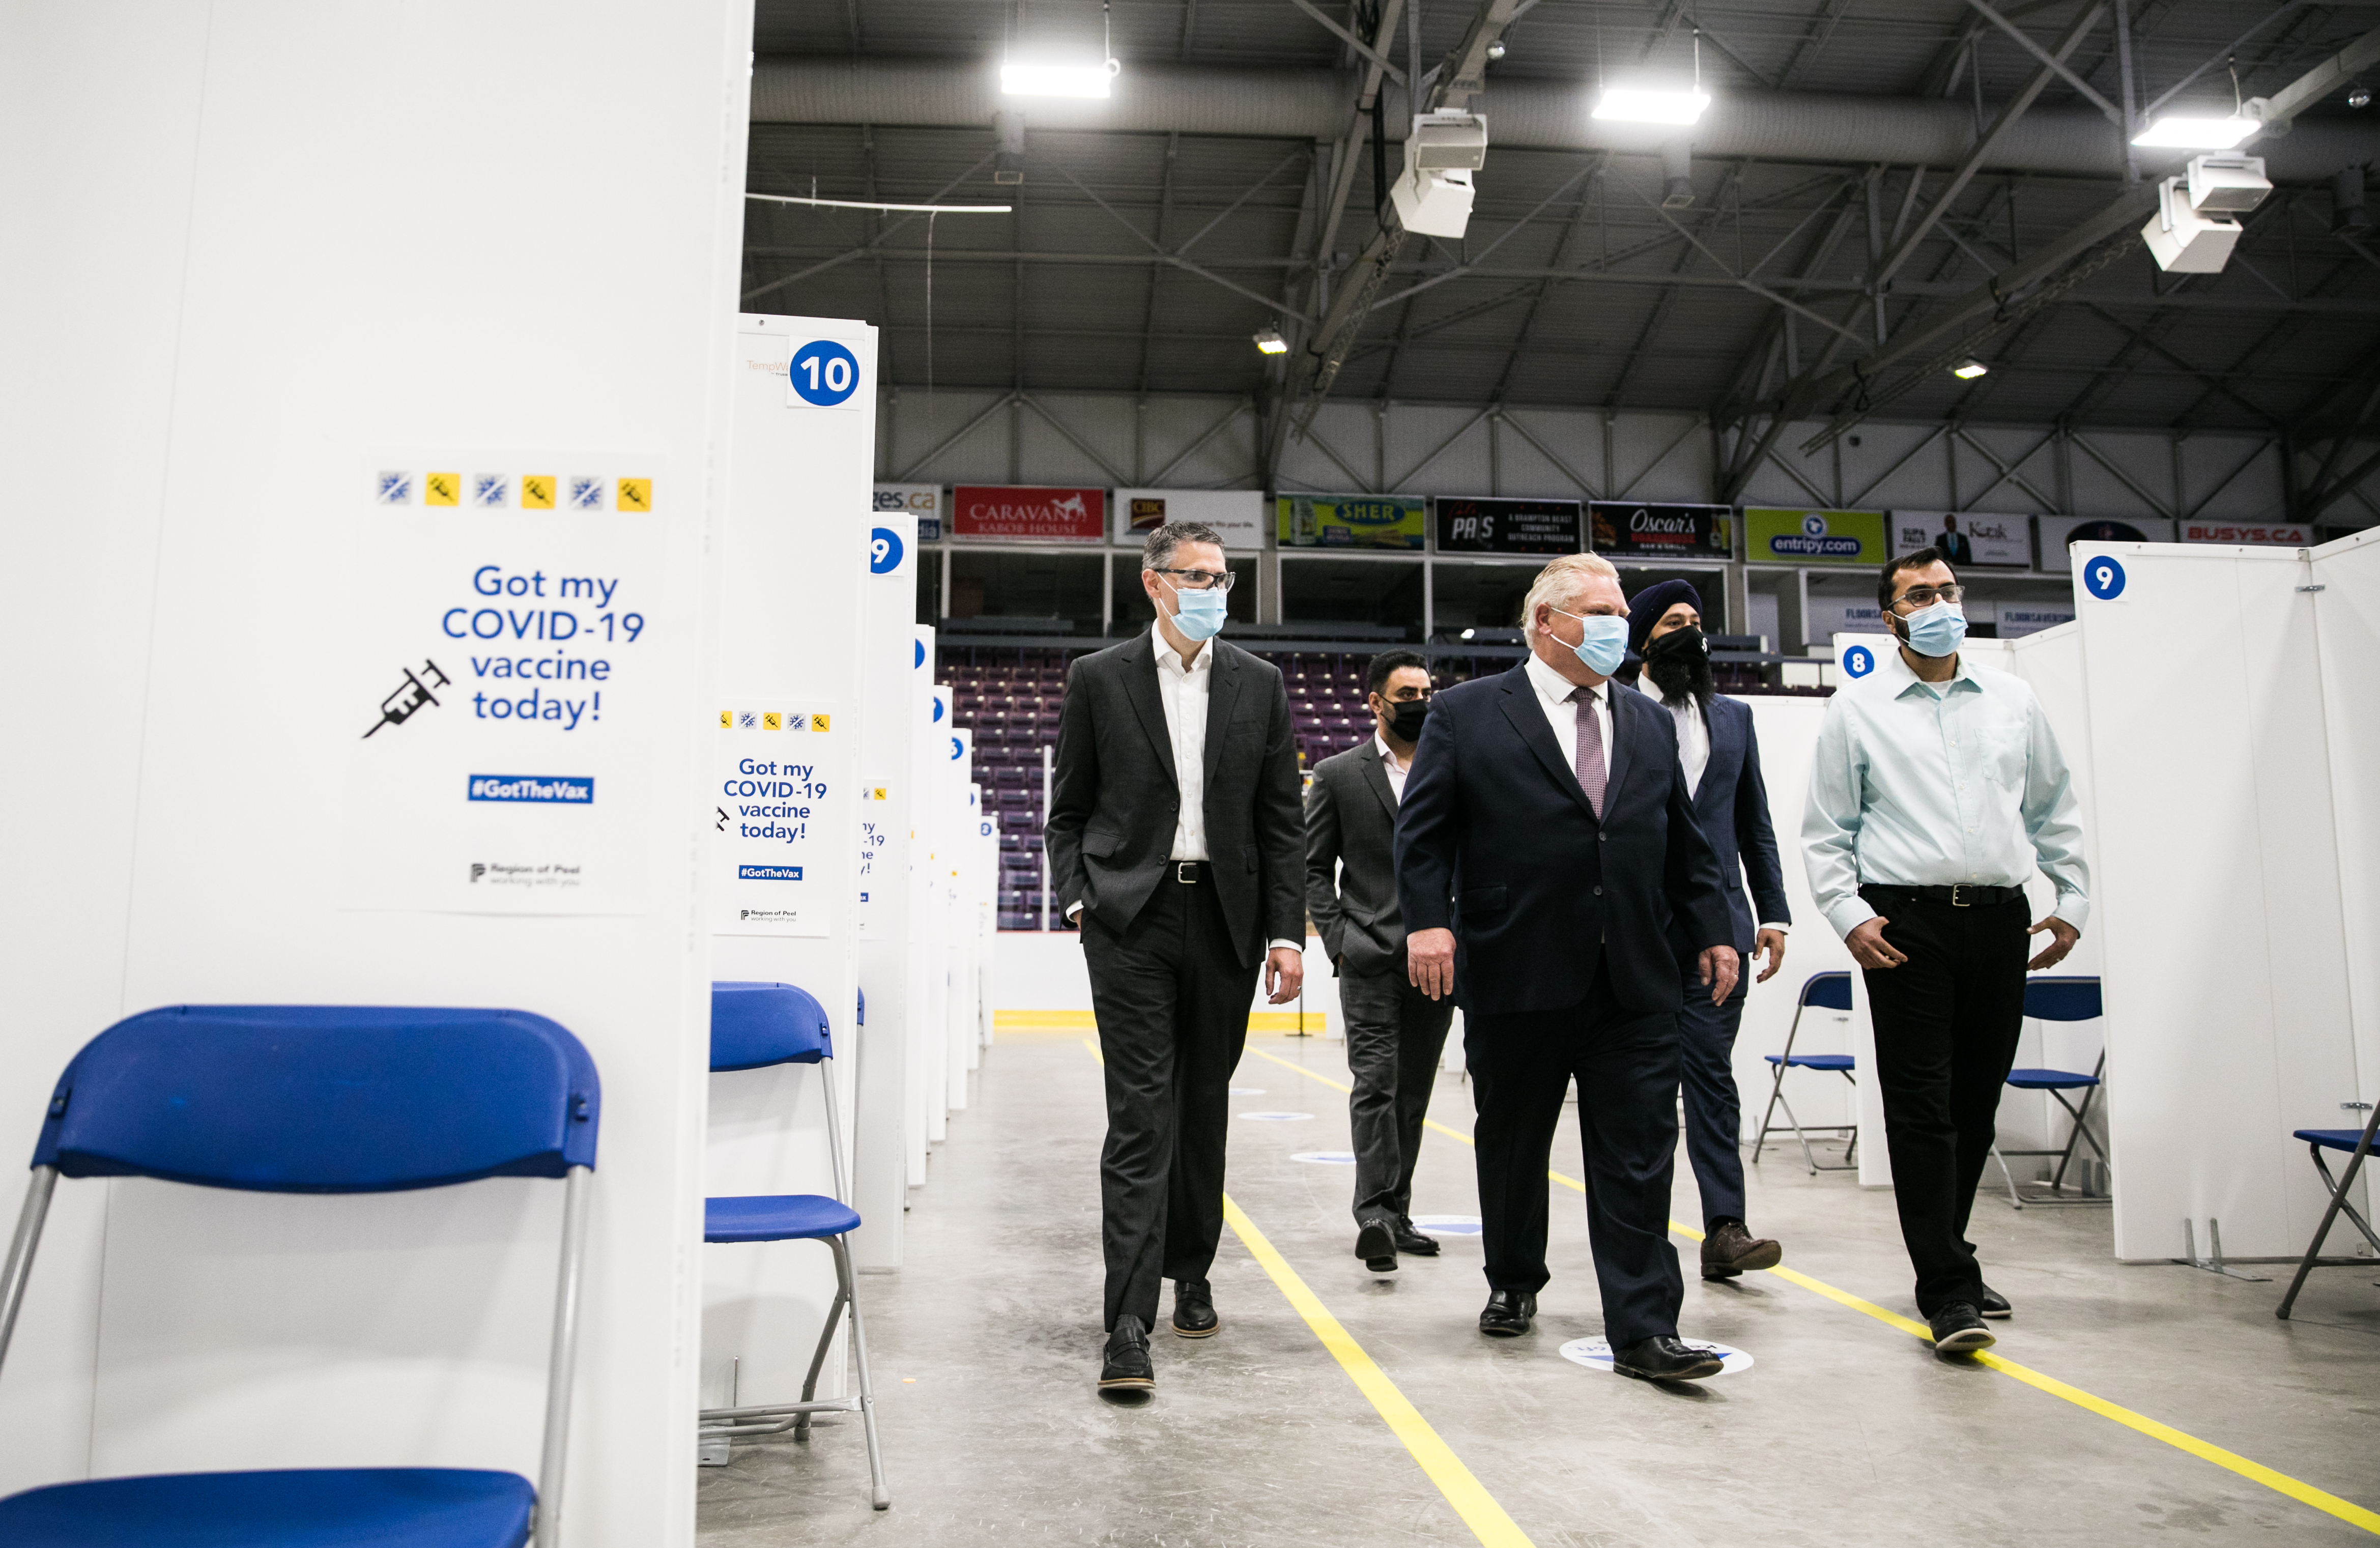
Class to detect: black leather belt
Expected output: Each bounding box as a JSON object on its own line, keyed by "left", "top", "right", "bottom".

{"left": 1869, "top": 882, "right": 2025, "bottom": 908}
{"left": 1169, "top": 861, "right": 1210, "bottom": 884}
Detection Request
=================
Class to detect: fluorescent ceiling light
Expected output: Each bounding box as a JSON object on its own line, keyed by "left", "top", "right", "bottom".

{"left": 1252, "top": 327, "right": 1287, "bottom": 355}
{"left": 2131, "top": 114, "right": 2257, "bottom": 149}
{"left": 1592, "top": 87, "right": 1710, "bottom": 126}
{"left": 1000, "top": 61, "right": 1114, "bottom": 99}
{"left": 1951, "top": 358, "right": 1989, "bottom": 380}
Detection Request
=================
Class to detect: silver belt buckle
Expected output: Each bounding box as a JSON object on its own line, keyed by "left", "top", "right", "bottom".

{"left": 1949, "top": 883, "right": 1973, "bottom": 907}
{"left": 1177, "top": 861, "right": 1198, "bottom": 884}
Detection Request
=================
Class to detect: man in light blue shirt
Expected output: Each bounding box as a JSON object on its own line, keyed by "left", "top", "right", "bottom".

{"left": 1803, "top": 549, "right": 2087, "bottom": 1356}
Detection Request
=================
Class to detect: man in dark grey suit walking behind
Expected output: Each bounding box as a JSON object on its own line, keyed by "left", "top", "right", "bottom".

{"left": 1305, "top": 649, "right": 1456, "bottom": 1275}
{"left": 1046, "top": 521, "right": 1306, "bottom": 1400}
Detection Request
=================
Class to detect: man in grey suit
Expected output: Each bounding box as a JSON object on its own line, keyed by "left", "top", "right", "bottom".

{"left": 1045, "top": 521, "right": 1306, "bottom": 1400}
{"left": 1625, "top": 580, "right": 1792, "bottom": 1279}
{"left": 1305, "top": 649, "right": 1456, "bottom": 1274}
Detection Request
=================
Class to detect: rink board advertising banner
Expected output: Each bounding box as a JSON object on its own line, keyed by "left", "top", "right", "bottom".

{"left": 2180, "top": 519, "right": 2312, "bottom": 546}
{"left": 1589, "top": 501, "right": 1733, "bottom": 559}
{"left": 951, "top": 484, "right": 1105, "bottom": 541}
{"left": 1892, "top": 511, "right": 2031, "bottom": 568}
{"left": 346, "top": 454, "right": 686, "bottom": 914}
{"left": 1433, "top": 496, "right": 1583, "bottom": 555}
{"left": 2037, "top": 517, "right": 2175, "bottom": 571}
{"left": 876, "top": 482, "right": 942, "bottom": 542}
{"left": 1114, "top": 488, "right": 1265, "bottom": 551}
{"left": 711, "top": 697, "right": 851, "bottom": 937}
{"left": 1277, "top": 494, "right": 1427, "bottom": 550}
{"left": 1741, "top": 507, "right": 1888, "bottom": 565}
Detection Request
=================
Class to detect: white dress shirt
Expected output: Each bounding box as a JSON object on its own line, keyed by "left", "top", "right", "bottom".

{"left": 1802, "top": 647, "right": 2090, "bottom": 939}
{"left": 1661, "top": 692, "right": 1711, "bottom": 798}
{"left": 1523, "top": 651, "right": 1612, "bottom": 780}
{"left": 1153, "top": 627, "right": 1212, "bottom": 861}
{"left": 1068, "top": 625, "right": 1300, "bottom": 954}
{"left": 1373, "top": 733, "right": 1411, "bottom": 803}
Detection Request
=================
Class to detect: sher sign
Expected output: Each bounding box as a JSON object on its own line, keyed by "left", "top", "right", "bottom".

{"left": 951, "top": 485, "right": 1106, "bottom": 541}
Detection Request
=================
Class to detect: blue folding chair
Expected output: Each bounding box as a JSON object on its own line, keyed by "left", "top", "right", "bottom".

{"left": 1753, "top": 971, "right": 1859, "bottom": 1173}
{"left": 0, "top": 1005, "right": 598, "bottom": 1548}
{"left": 2275, "top": 1100, "right": 2380, "bottom": 1320}
{"left": 697, "top": 982, "right": 887, "bottom": 1510}
{"left": 1988, "top": 976, "right": 2108, "bottom": 1209}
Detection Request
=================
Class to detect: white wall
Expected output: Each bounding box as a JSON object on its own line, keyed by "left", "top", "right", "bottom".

{"left": 0, "top": 7, "right": 751, "bottom": 1544}
{"left": 2313, "top": 529, "right": 2380, "bottom": 1230}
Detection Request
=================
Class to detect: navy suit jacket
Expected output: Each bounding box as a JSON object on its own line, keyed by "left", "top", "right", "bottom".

{"left": 1659, "top": 694, "right": 1793, "bottom": 962}
{"left": 1393, "top": 663, "right": 1734, "bottom": 1018}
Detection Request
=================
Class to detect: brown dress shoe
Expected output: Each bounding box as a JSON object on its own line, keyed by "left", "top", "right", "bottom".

{"left": 1700, "top": 1219, "right": 1783, "bottom": 1279}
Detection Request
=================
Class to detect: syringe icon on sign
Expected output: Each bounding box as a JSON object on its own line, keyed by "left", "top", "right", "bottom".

{"left": 363, "top": 658, "right": 453, "bottom": 738}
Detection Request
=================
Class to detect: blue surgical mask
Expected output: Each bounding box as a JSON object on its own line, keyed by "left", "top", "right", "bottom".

{"left": 1551, "top": 607, "right": 1631, "bottom": 677}
{"left": 1899, "top": 600, "right": 1967, "bottom": 658}
{"left": 1168, "top": 582, "right": 1228, "bottom": 642}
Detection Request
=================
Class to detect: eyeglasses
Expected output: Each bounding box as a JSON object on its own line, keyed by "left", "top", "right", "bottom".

{"left": 1893, "top": 583, "right": 1963, "bottom": 609}
{"left": 1154, "top": 567, "right": 1237, "bottom": 592}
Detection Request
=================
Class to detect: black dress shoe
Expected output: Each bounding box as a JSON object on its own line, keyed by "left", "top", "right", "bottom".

{"left": 1355, "top": 1217, "right": 1398, "bottom": 1273}
{"left": 1699, "top": 1219, "right": 1783, "bottom": 1280}
{"left": 1978, "top": 1284, "right": 2012, "bottom": 1319}
{"left": 1928, "top": 1302, "right": 1995, "bottom": 1354}
{"left": 1170, "top": 1278, "right": 1219, "bottom": 1338}
{"left": 1099, "top": 1316, "right": 1154, "bottom": 1396}
{"left": 1394, "top": 1219, "right": 1441, "bottom": 1257}
{"left": 1611, "top": 1335, "right": 1724, "bottom": 1381}
{"left": 1478, "top": 1290, "right": 1536, "bottom": 1337}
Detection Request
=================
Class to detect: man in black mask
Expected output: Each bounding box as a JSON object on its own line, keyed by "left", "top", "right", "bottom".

{"left": 1627, "top": 581, "right": 1795, "bottom": 1279}
{"left": 1305, "top": 649, "right": 1456, "bottom": 1271}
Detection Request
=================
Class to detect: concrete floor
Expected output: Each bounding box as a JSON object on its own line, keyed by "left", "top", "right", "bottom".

{"left": 698, "top": 1030, "right": 2380, "bottom": 1547}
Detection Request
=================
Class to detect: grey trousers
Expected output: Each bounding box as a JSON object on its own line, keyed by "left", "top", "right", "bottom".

{"left": 1338, "top": 962, "right": 1455, "bottom": 1227}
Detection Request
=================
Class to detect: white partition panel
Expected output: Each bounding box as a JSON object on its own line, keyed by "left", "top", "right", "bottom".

{"left": 1731, "top": 699, "right": 1861, "bottom": 1174}
{"left": 701, "top": 313, "right": 877, "bottom": 1410}
{"left": 850, "top": 511, "right": 919, "bottom": 1268}
{"left": 2076, "top": 542, "right": 2358, "bottom": 1260}
{"left": 907, "top": 645, "right": 945, "bottom": 1183}
{"left": 0, "top": 5, "right": 750, "bottom": 1540}
{"left": 2312, "top": 529, "right": 2380, "bottom": 1231}
{"left": 943, "top": 729, "right": 978, "bottom": 1112}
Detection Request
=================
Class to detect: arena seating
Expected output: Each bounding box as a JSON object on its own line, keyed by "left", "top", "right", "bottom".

{"left": 940, "top": 641, "right": 1813, "bottom": 930}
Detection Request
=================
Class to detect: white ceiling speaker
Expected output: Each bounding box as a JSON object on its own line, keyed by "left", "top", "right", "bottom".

{"left": 1392, "top": 112, "right": 1487, "bottom": 238}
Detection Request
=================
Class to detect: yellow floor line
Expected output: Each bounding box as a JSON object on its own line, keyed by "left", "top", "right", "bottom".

{"left": 1243, "top": 1044, "right": 2380, "bottom": 1536}
{"left": 1082, "top": 1039, "right": 1533, "bottom": 1547}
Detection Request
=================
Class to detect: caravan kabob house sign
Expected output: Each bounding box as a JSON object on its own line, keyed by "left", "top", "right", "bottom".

{"left": 951, "top": 485, "right": 1107, "bottom": 541}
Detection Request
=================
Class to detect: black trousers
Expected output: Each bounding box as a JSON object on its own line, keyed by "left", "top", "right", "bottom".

{"left": 1676, "top": 956, "right": 1750, "bottom": 1228}
{"left": 1467, "top": 960, "right": 1685, "bottom": 1351}
{"left": 1858, "top": 885, "right": 2029, "bottom": 1316}
{"left": 1339, "top": 960, "right": 1455, "bottom": 1227}
{"left": 1083, "top": 873, "right": 1262, "bottom": 1332}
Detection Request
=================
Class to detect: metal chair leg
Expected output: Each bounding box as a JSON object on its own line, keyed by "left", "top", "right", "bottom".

{"left": 831, "top": 1235, "right": 891, "bottom": 1510}
{"left": 1989, "top": 1141, "right": 2023, "bottom": 1209}
{"left": 792, "top": 1275, "right": 851, "bottom": 1443}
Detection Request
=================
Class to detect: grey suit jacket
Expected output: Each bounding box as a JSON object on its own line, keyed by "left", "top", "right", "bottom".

{"left": 1304, "top": 738, "right": 1407, "bottom": 976}
{"left": 1044, "top": 630, "right": 1305, "bottom": 967}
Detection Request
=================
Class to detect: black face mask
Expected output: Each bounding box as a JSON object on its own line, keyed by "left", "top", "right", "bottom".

{"left": 1384, "top": 698, "right": 1431, "bottom": 743}
{"left": 1643, "top": 626, "right": 1715, "bottom": 708}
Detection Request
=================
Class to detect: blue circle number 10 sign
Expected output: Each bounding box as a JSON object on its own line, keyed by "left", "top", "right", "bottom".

{"left": 790, "top": 339, "right": 860, "bottom": 407}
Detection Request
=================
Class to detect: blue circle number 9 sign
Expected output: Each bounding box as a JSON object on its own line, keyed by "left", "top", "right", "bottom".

{"left": 2082, "top": 554, "right": 2127, "bottom": 601}
{"left": 789, "top": 339, "right": 861, "bottom": 408}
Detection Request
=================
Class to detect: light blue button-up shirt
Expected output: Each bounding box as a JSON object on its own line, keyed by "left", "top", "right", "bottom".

{"left": 1801, "top": 646, "right": 2089, "bottom": 939}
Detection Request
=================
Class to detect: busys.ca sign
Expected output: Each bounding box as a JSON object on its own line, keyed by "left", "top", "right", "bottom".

{"left": 951, "top": 485, "right": 1105, "bottom": 541}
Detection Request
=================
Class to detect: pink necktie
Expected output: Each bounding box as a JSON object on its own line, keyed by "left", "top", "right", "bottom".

{"left": 1568, "top": 686, "right": 1605, "bottom": 819}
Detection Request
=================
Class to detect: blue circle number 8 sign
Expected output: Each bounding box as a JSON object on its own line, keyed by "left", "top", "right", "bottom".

{"left": 2082, "top": 555, "right": 2127, "bottom": 601}
{"left": 790, "top": 339, "right": 861, "bottom": 407}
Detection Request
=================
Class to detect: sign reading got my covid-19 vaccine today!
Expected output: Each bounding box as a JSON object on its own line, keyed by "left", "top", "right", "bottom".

{"left": 712, "top": 699, "right": 851, "bottom": 937}
{"left": 347, "top": 454, "right": 686, "bottom": 914}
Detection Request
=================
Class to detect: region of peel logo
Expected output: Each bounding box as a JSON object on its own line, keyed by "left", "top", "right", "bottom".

{"left": 1767, "top": 513, "right": 1864, "bottom": 560}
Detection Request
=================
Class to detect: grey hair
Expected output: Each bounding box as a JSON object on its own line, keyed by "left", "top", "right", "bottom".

{"left": 1142, "top": 521, "right": 1227, "bottom": 572}
{"left": 1519, "top": 552, "right": 1621, "bottom": 642}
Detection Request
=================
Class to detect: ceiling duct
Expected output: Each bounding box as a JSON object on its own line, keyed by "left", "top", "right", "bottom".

{"left": 751, "top": 58, "right": 2380, "bottom": 181}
